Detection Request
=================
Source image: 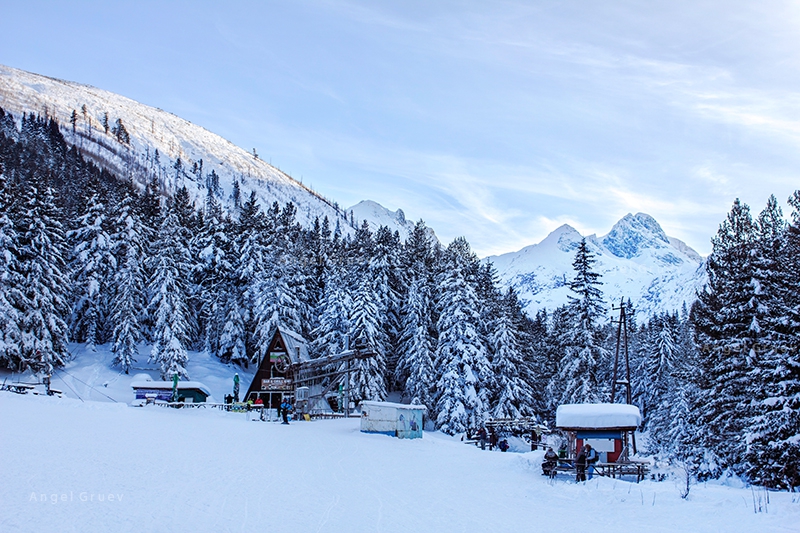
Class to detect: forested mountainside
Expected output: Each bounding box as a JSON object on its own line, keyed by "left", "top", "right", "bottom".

{"left": 1, "top": 103, "right": 798, "bottom": 489}
{"left": 0, "top": 63, "right": 356, "bottom": 231}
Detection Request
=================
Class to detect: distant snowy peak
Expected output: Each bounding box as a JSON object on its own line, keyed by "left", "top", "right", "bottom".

{"left": 602, "top": 213, "right": 670, "bottom": 259}
{"left": 0, "top": 63, "right": 352, "bottom": 231}
{"left": 348, "top": 200, "right": 438, "bottom": 243}
{"left": 486, "top": 213, "right": 706, "bottom": 318}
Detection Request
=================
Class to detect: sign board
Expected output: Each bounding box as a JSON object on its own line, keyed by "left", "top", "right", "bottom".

{"left": 261, "top": 378, "right": 292, "bottom": 391}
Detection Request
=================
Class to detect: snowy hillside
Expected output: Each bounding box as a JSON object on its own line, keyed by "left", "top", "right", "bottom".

{"left": 487, "top": 213, "right": 707, "bottom": 317}
{"left": 2, "top": 391, "right": 797, "bottom": 533}
{"left": 0, "top": 63, "right": 353, "bottom": 230}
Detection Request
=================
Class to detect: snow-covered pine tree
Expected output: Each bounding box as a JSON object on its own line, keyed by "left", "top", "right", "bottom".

{"left": 744, "top": 192, "right": 800, "bottom": 489}
{"left": 108, "top": 186, "right": 146, "bottom": 373}
{"left": 310, "top": 268, "right": 352, "bottom": 358}
{"left": 395, "top": 220, "right": 438, "bottom": 401}
{"left": 218, "top": 291, "right": 247, "bottom": 365}
{"left": 14, "top": 183, "right": 70, "bottom": 375}
{"left": 638, "top": 313, "right": 680, "bottom": 451}
{"left": 247, "top": 203, "right": 309, "bottom": 365}
{"left": 490, "top": 287, "right": 537, "bottom": 419}
{"left": 234, "top": 191, "right": 268, "bottom": 362}
{"left": 67, "top": 192, "right": 116, "bottom": 349}
{"left": 552, "top": 238, "right": 608, "bottom": 405}
{"left": 371, "top": 226, "right": 403, "bottom": 390}
{"left": 395, "top": 274, "right": 436, "bottom": 407}
{"left": 193, "top": 189, "right": 233, "bottom": 358}
{"left": 146, "top": 210, "right": 192, "bottom": 380}
{"left": 433, "top": 237, "right": 491, "bottom": 434}
{"left": 690, "top": 198, "right": 758, "bottom": 477}
{"left": 0, "top": 173, "right": 21, "bottom": 369}
{"left": 346, "top": 270, "right": 388, "bottom": 401}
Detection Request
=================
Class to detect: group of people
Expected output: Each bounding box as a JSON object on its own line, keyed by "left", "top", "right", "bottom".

{"left": 474, "top": 427, "right": 510, "bottom": 452}
{"left": 250, "top": 397, "right": 294, "bottom": 423}
{"left": 542, "top": 443, "right": 599, "bottom": 482}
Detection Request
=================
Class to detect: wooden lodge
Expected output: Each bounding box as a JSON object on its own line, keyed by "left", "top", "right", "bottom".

{"left": 243, "top": 327, "right": 310, "bottom": 410}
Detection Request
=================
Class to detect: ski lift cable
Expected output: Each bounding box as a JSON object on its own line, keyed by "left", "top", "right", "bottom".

{"left": 52, "top": 369, "right": 84, "bottom": 402}
{"left": 54, "top": 367, "right": 120, "bottom": 403}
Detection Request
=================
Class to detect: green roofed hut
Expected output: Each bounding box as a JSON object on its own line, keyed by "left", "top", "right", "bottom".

{"left": 131, "top": 380, "right": 211, "bottom": 405}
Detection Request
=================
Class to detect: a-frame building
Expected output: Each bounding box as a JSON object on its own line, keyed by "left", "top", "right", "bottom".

{"left": 243, "top": 327, "right": 310, "bottom": 409}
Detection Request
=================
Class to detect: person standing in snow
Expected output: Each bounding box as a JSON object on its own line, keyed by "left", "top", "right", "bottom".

{"left": 280, "top": 398, "right": 292, "bottom": 424}
{"left": 477, "top": 427, "right": 488, "bottom": 450}
{"left": 585, "top": 444, "right": 599, "bottom": 480}
{"left": 575, "top": 445, "right": 588, "bottom": 482}
{"left": 489, "top": 428, "right": 499, "bottom": 451}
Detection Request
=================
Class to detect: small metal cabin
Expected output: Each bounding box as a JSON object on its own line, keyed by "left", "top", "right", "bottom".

{"left": 360, "top": 401, "right": 426, "bottom": 439}
{"left": 131, "top": 381, "right": 211, "bottom": 404}
{"left": 555, "top": 403, "right": 641, "bottom": 462}
{"left": 244, "top": 327, "right": 310, "bottom": 410}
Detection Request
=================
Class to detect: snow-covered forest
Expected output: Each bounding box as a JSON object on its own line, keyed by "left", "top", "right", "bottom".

{"left": 0, "top": 108, "right": 798, "bottom": 490}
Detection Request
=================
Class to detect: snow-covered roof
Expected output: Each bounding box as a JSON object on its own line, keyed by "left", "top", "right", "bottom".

{"left": 555, "top": 403, "right": 641, "bottom": 430}
{"left": 361, "top": 401, "right": 427, "bottom": 411}
{"left": 131, "top": 381, "right": 211, "bottom": 396}
{"left": 278, "top": 327, "right": 310, "bottom": 363}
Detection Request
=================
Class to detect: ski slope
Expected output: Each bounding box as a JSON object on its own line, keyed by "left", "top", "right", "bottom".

{"left": 1, "top": 393, "right": 797, "bottom": 532}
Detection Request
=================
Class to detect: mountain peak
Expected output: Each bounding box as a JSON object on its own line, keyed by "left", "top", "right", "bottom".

{"left": 602, "top": 212, "right": 670, "bottom": 259}
{"left": 348, "top": 200, "right": 416, "bottom": 237}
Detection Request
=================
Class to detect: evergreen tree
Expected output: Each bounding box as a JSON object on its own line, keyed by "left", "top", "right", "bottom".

{"left": 109, "top": 188, "right": 146, "bottom": 373}
{"left": 193, "top": 189, "right": 232, "bottom": 357}
{"left": 551, "top": 238, "right": 608, "bottom": 405}
{"left": 348, "top": 270, "right": 388, "bottom": 401}
{"left": 14, "top": 183, "right": 70, "bottom": 374}
{"left": 0, "top": 174, "right": 21, "bottom": 368}
{"left": 691, "top": 198, "right": 758, "bottom": 476}
{"left": 744, "top": 192, "right": 800, "bottom": 489}
{"left": 67, "top": 193, "right": 116, "bottom": 349}
{"left": 311, "top": 268, "right": 352, "bottom": 358}
{"left": 396, "top": 275, "right": 435, "bottom": 407}
{"left": 490, "top": 288, "right": 537, "bottom": 418}
{"left": 146, "top": 211, "right": 192, "bottom": 379}
{"left": 433, "top": 238, "right": 490, "bottom": 434}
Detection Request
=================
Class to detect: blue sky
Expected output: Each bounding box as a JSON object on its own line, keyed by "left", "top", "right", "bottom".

{"left": 2, "top": 1, "right": 799, "bottom": 256}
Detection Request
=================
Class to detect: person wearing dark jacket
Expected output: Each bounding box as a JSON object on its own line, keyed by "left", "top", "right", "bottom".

{"left": 543, "top": 447, "right": 559, "bottom": 477}
{"left": 585, "top": 444, "right": 599, "bottom": 479}
{"left": 575, "top": 446, "right": 588, "bottom": 482}
{"left": 477, "top": 427, "right": 488, "bottom": 450}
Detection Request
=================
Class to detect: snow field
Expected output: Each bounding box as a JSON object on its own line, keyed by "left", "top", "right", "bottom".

{"left": 1, "top": 392, "right": 798, "bottom": 533}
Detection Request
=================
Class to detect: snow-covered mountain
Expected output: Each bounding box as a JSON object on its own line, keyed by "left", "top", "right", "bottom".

{"left": 0, "top": 64, "right": 705, "bottom": 318}
{"left": 487, "top": 213, "right": 707, "bottom": 318}
{"left": 0, "top": 63, "right": 354, "bottom": 230}
{"left": 347, "top": 199, "right": 439, "bottom": 243}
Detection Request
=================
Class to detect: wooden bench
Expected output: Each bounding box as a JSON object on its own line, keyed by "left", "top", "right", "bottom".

{"left": 543, "top": 461, "right": 649, "bottom": 482}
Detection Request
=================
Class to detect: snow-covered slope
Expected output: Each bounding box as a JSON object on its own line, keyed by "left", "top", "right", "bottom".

{"left": 2, "top": 390, "right": 796, "bottom": 532}
{"left": 487, "top": 213, "right": 707, "bottom": 318}
{"left": 0, "top": 63, "right": 351, "bottom": 229}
